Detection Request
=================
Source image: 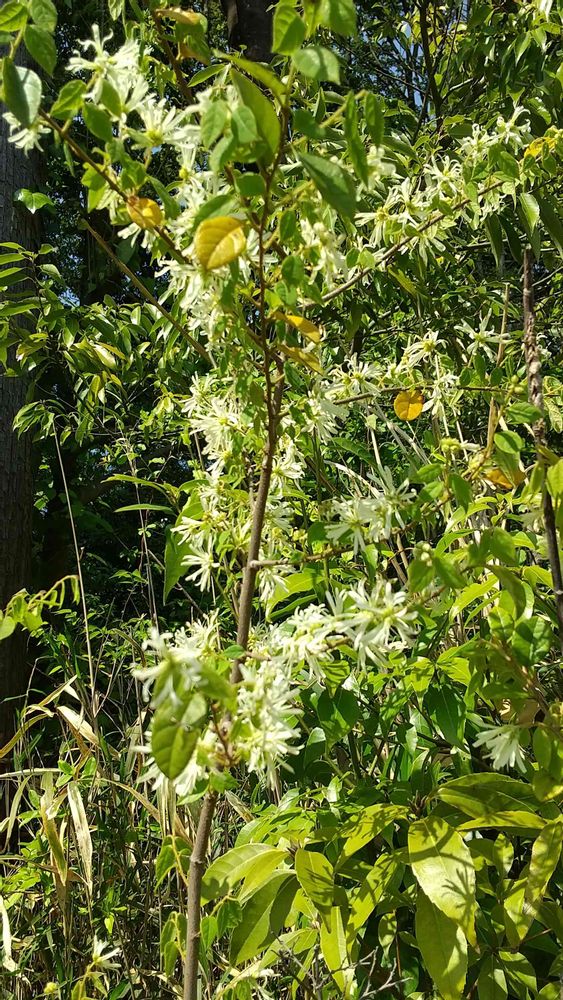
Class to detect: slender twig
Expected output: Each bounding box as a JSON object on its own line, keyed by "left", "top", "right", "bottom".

{"left": 523, "top": 248, "right": 563, "bottom": 653}
{"left": 83, "top": 221, "right": 211, "bottom": 364}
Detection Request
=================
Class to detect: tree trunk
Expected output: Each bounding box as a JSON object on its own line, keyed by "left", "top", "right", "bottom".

{"left": 220, "top": 0, "right": 274, "bottom": 61}
{"left": 0, "top": 49, "right": 38, "bottom": 752}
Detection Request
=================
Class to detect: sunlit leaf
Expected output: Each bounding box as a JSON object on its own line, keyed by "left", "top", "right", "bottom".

{"left": 194, "top": 215, "right": 246, "bottom": 270}
{"left": 394, "top": 389, "right": 424, "bottom": 421}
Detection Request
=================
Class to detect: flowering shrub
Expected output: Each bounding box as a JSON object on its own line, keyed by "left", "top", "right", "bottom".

{"left": 1, "top": 1, "right": 563, "bottom": 998}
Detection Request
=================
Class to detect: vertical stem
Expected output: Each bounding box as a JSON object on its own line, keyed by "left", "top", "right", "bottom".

{"left": 522, "top": 248, "right": 563, "bottom": 652}
{"left": 183, "top": 789, "right": 218, "bottom": 1000}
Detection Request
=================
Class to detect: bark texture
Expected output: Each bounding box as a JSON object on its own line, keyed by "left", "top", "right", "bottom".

{"left": 0, "top": 51, "right": 38, "bottom": 750}
{"left": 220, "top": 0, "right": 274, "bottom": 61}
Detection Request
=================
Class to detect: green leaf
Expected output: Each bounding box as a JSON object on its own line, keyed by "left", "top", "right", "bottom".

{"left": 484, "top": 215, "right": 503, "bottom": 269}
{"left": 14, "top": 189, "right": 54, "bottom": 213}
{"left": 347, "top": 854, "right": 399, "bottom": 945}
{"left": 494, "top": 429, "right": 523, "bottom": 454}
{"left": 230, "top": 872, "right": 297, "bottom": 963}
{"left": 520, "top": 818, "right": 563, "bottom": 936}
{"left": 299, "top": 151, "right": 356, "bottom": 219}
{"left": 547, "top": 458, "right": 563, "bottom": 500}
{"left": 50, "top": 80, "right": 86, "bottom": 120}
{"left": 2, "top": 61, "right": 42, "bottom": 127}
{"left": 506, "top": 401, "right": 542, "bottom": 425}
{"left": 519, "top": 192, "right": 540, "bottom": 236}
{"left": 0, "top": 2, "right": 27, "bottom": 32}
{"left": 364, "top": 92, "right": 385, "bottom": 145}
{"left": 320, "top": 0, "right": 357, "bottom": 35}
{"left": 151, "top": 695, "right": 205, "bottom": 779}
{"left": 426, "top": 686, "right": 465, "bottom": 748}
{"left": 538, "top": 197, "right": 563, "bottom": 258}
{"left": 156, "top": 836, "right": 191, "bottom": 886}
{"left": 409, "top": 814, "right": 476, "bottom": 945}
{"left": 221, "top": 53, "right": 286, "bottom": 102}
{"left": 293, "top": 45, "right": 340, "bottom": 83}
{"left": 477, "top": 954, "right": 508, "bottom": 1000}
{"left": 320, "top": 907, "right": 353, "bottom": 995}
{"left": 337, "top": 805, "right": 407, "bottom": 864}
{"left": 344, "top": 92, "right": 368, "bottom": 186}
{"left": 230, "top": 69, "right": 280, "bottom": 164}
{"left": 231, "top": 106, "right": 258, "bottom": 146}
{"left": 203, "top": 843, "right": 288, "bottom": 903}
{"left": 24, "top": 25, "right": 56, "bottom": 74}
{"left": 295, "top": 849, "right": 334, "bottom": 913}
{"left": 29, "top": 0, "right": 57, "bottom": 31}
{"left": 200, "top": 100, "right": 229, "bottom": 148}
{"left": 511, "top": 616, "right": 553, "bottom": 667}
{"left": 415, "top": 889, "right": 468, "bottom": 1000}
{"left": 273, "top": 2, "right": 306, "bottom": 55}
{"left": 82, "top": 103, "right": 114, "bottom": 143}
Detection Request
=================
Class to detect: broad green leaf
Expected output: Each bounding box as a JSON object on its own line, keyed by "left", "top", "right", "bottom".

{"left": 194, "top": 216, "right": 246, "bottom": 271}
{"left": 24, "top": 25, "right": 56, "bottom": 74}
{"left": 83, "top": 103, "right": 113, "bottom": 142}
{"left": 273, "top": 2, "right": 306, "bottom": 55}
{"left": 415, "top": 889, "right": 467, "bottom": 1000}
{"left": 320, "top": 907, "right": 353, "bottom": 996}
{"left": 202, "top": 844, "right": 287, "bottom": 903}
{"left": 151, "top": 694, "right": 205, "bottom": 779}
{"left": 547, "top": 459, "right": 563, "bottom": 500}
{"left": 295, "top": 849, "right": 333, "bottom": 913}
{"left": 50, "top": 80, "right": 86, "bottom": 120}
{"left": 364, "top": 92, "right": 385, "bottom": 145}
{"left": 478, "top": 954, "right": 508, "bottom": 1000}
{"left": 2, "top": 61, "right": 42, "bottom": 127}
{"left": 337, "top": 805, "right": 407, "bottom": 864}
{"left": 0, "top": 1, "right": 27, "bottom": 32}
{"left": 30, "top": 0, "right": 56, "bottom": 31}
{"left": 521, "top": 818, "right": 563, "bottom": 935}
{"left": 519, "top": 192, "right": 540, "bottom": 235}
{"left": 320, "top": 0, "right": 357, "bottom": 35}
{"left": 230, "top": 69, "right": 280, "bottom": 162}
{"left": 344, "top": 92, "right": 368, "bottom": 186}
{"left": 200, "top": 100, "right": 229, "bottom": 147}
{"left": 230, "top": 872, "right": 297, "bottom": 963}
{"left": 221, "top": 54, "right": 286, "bottom": 102}
{"left": 538, "top": 197, "right": 563, "bottom": 258}
{"left": 293, "top": 45, "right": 340, "bottom": 83}
{"left": 231, "top": 106, "right": 258, "bottom": 146}
{"left": 347, "top": 854, "right": 398, "bottom": 947}
{"left": 409, "top": 814, "right": 476, "bottom": 945}
{"left": 299, "top": 151, "right": 357, "bottom": 219}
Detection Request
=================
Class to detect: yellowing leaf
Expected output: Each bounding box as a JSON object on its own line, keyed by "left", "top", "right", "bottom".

{"left": 278, "top": 344, "right": 322, "bottom": 373}
{"left": 394, "top": 388, "right": 424, "bottom": 421}
{"left": 194, "top": 216, "right": 246, "bottom": 271}
{"left": 126, "top": 196, "right": 163, "bottom": 230}
{"left": 484, "top": 467, "right": 525, "bottom": 490}
{"left": 159, "top": 7, "right": 202, "bottom": 25}
{"left": 272, "top": 312, "right": 322, "bottom": 343}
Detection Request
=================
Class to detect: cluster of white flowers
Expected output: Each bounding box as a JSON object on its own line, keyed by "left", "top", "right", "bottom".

{"left": 263, "top": 578, "right": 417, "bottom": 678}
{"left": 236, "top": 659, "right": 299, "bottom": 786}
{"left": 326, "top": 469, "right": 413, "bottom": 553}
{"left": 473, "top": 725, "right": 527, "bottom": 772}
{"left": 135, "top": 615, "right": 220, "bottom": 702}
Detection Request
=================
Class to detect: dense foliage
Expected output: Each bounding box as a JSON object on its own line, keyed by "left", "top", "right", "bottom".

{"left": 1, "top": 0, "right": 563, "bottom": 998}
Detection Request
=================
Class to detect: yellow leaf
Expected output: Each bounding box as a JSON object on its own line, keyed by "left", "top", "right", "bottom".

{"left": 394, "top": 389, "right": 424, "bottom": 421}
{"left": 194, "top": 216, "right": 246, "bottom": 271}
{"left": 484, "top": 467, "right": 524, "bottom": 490}
{"left": 158, "top": 7, "right": 202, "bottom": 25}
{"left": 278, "top": 343, "right": 322, "bottom": 373}
{"left": 271, "top": 312, "right": 322, "bottom": 344}
{"left": 126, "top": 196, "right": 163, "bottom": 230}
